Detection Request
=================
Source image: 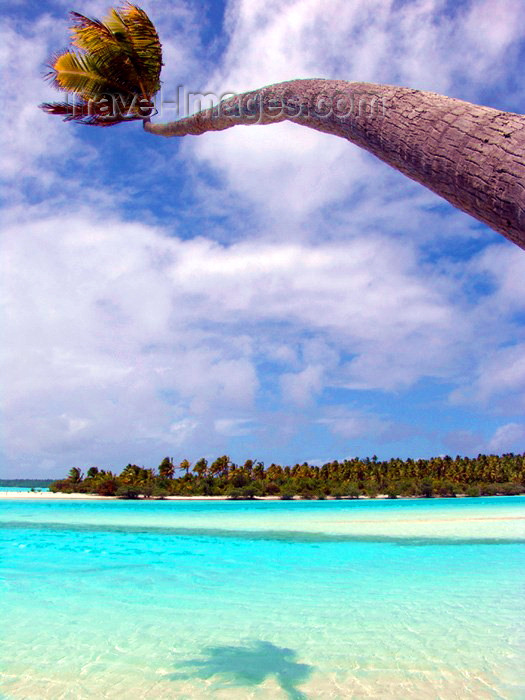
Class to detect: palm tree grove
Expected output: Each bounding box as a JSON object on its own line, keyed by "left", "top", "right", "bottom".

{"left": 49, "top": 453, "right": 525, "bottom": 499}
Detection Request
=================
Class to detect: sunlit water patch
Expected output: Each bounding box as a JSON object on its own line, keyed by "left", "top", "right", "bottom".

{"left": 1, "top": 497, "right": 524, "bottom": 698}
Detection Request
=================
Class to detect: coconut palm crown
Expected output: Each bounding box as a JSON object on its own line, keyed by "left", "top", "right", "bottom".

{"left": 40, "top": 3, "right": 162, "bottom": 126}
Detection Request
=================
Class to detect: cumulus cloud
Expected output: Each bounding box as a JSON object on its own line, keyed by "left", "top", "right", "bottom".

{"left": 1, "top": 205, "right": 476, "bottom": 472}
{"left": 448, "top": 421, "right": 525, "bottom": 457}
{"left": 459, "top": 344, "right": 525, "bottom": 413}
{"left": 4, "top": 195, "right": 523, "bottom": 475}
{"left": 0, "top": 16, "right": 79, "bottom": 188}
{"left": 488, "top": 423, "right": 525, "bottom": 453}
{"left": 317, "top": 408, "right": 393, "bottom": 441}
{"left": 448, "top": 244, "right": 525, "bottom": 412}
{"left": 214, "top": 418, "right": 256, "bottom": 437}
{"left": 281, "top": 365, "right": 325, "bottom": 406}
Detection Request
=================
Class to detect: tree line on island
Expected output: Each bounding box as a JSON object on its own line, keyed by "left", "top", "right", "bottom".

{"left": 49, "top": 453, "right": 525, "bottom": 499}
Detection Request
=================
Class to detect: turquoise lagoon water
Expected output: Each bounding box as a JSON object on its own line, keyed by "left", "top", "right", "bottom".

{"left": 0, "top": 496, "right": 524, "bottom": 699}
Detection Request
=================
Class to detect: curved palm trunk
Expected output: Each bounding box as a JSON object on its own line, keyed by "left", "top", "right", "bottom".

{"left": 144, "top": 79, "right": 525, "bottom": 249}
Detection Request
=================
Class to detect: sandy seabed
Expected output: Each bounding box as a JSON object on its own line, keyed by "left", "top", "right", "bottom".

{"left": 2, "top": 496, "right": 523, "bottom": 699}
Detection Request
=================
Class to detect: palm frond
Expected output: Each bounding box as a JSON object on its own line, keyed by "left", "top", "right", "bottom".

{"left": 70, "top": 12, "right": 116, "bottom": 53}
{"left": 102, "top": 7, "right": 129, "bottom": 38}
{"left": 48, "top": 50, "right": 131, "bottom": 99}
{"left": 40, "top": 100, "right": 143, "bottom": 126}
{"left": 117, "top": 4, "right": 163, "bottom": 95}
{"left": 40, "top": 4, "right": 162, "bottom": 126}
{"left": 97, "top": 4, "right": 162, "bottom": 96}
{"left": 69, "top": 12, "right": 143, "bottom": 95}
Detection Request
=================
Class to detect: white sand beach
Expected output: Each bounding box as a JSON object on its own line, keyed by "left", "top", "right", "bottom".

{"left": 0, "top": 492, "right": 266, "bottom": 500}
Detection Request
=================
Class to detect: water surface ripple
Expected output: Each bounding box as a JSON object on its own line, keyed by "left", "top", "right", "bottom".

{"left": 1, "top": 497, "right": 524, "bottom": 699}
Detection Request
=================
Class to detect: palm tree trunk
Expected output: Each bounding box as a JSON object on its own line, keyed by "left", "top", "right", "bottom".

{"left": 144, "top": 79, "right": 525, "bottom": 249}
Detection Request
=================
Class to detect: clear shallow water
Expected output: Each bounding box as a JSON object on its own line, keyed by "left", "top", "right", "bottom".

{"left": 1, "top": 497, "right": 524, "bottom": 699}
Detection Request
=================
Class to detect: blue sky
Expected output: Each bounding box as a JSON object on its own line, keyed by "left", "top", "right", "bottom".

{"left": 1, "top": 0, "right": 525, "bottom": 477}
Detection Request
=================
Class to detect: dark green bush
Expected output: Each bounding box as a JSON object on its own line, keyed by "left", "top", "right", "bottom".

{"left": 226, "top": 487, "right": 242, "bottom": 499}
{"left": 364, "top": 482, "right": 378, "bottom": 499}
{"left": 419, "top": 478, "right": 434, "bottom": 498}
{"left": 438, "top": 480, "right": 457, "bottom": 497}
{"left": 264, "top": 481, "right": 281, "bottom": 495}
{"left": 152, "top": 486, "right": 169, "bottom": 499}
{"left": 330, "top": 488, "right": 345, "bottom": 499}
{"left": 500, "top": 482, "right": 524, "bottom": 495}
{"left": 116, "top": 485, "right": 140, "bottom": 499}
{"left": 346, "top": 483, "right": 361, "bottom": 499}
{"left": 227, "top": 486, "right": 256, "bottom": 500}
{"left": 472, "top": 482, "right": 524, "bottom": 497}
{"left": 466, "top": 485, "right": 481, "bottom": 497}
{"left": 397, "top": 479, "right": 418, "bottom": 497}
{"left": 386, "top": 487, "right": 398, "bottom": 499}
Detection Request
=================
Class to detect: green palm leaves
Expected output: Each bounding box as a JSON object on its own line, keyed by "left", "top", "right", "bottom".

{"left": 40, "top": 3, "right": 162, "bottom": 126}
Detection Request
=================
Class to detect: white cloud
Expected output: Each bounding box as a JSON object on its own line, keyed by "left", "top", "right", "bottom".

{"left": 214, "top": 418, "right": 256, "bottom": 437}
{"left": 2, "top": 206, "right": 471, "bottom": 472}
{"left": 169, "top": 418, "right": 199, "bottom": 445}
{"left": 464, "top": 344, "right": 525, "bottom": 412}
{"left": 448, "top": 244, "right": 525, "bottom": 412}
{"left": 461, "top": 0, "right": 525, "bottom": 67}
{"left": 281, "top": 365, "right": 325, "bottom": 406}
{"left": 469, "top": 244, "right": 525, "bottom": 313}
{"left": 488, "top": 423, "right": 525, "bottom": 453}
{"left": 0, "top": 16, "right": 80, "bottom": 187}
{"left": 317, "top": 408, "right": 392, "bottom": 440}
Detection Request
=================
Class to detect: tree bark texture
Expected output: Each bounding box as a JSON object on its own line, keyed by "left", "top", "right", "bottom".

{"left": 144, "top": 80, "right": 525, "bottom": 249}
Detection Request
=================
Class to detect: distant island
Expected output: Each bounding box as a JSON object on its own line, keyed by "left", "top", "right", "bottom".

{"left": 0, "top": 479, "right": 53, "bottom": 489}
{"left": 48, "top": 453, "right": 525, "bottom": 499}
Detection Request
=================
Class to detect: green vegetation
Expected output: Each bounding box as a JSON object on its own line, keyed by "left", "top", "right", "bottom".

{"left": 48, "top": 453, "right": 525, "bottom": 499}
{"left": 40, "top": 5, "right": 162, "bottom": 126}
